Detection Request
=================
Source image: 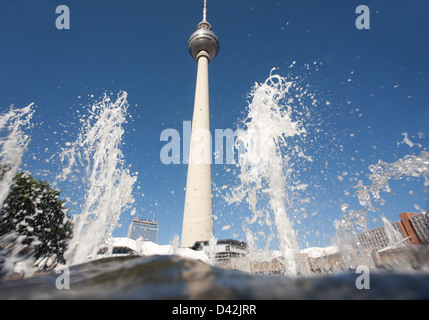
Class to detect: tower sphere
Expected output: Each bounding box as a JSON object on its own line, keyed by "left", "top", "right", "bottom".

{"left": 188, "top": 21, "right": 219, "bottom": 62}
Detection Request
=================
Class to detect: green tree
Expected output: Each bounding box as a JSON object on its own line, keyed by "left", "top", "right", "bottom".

{"left": 0, "top": 171, "right": 73, "bottom": 271}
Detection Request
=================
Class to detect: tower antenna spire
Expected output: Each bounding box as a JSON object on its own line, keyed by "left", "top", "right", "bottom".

{"left": 203, "top": 0, "right": 207, "bottom": 21}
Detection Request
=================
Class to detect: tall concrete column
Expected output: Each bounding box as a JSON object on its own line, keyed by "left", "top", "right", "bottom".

{"left": 181, "top": 5, "right": 219, "bottom": 248}
{"left": 181, "top": 50, "right": 213, "bottom": 248}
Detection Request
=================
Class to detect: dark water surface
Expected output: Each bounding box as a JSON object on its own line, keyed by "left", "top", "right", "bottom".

{"left": 1, "top": 255, "right": 429, "bottom": 300}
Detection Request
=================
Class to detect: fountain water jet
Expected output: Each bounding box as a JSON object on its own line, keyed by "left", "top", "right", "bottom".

{"left": 382, "top": 216, "right": 407, "bottom": 249}
{"left": 0, "top": 104, "right": 36, "bottom": 276}
{"left": 226, "top": 69, "right": 312, "bottom": 275}
{"left": 59, "top": 92, "right": 137, "bottom": 266}
{"left": 0, "top": 104, "right": 35, "bottom": 207}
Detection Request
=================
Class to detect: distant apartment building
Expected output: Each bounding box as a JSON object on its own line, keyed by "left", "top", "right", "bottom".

{"left": 357, "top": 212, "right": 429, "bottom": 250}
{"left": 127, "top": 218, "right": 159, "bottom": 243}
{"left": 399, "top": 212, "right": 429, "bottom": 245}
{"left": 357, "top": 221, "right": 405, "bottom": 250}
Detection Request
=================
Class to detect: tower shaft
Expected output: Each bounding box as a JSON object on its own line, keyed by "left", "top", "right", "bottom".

{"left": 181, "top": 1, "right": 219, "bottom": 248}
{"left": 181, "top": 51, "right": 213, "bottom": 248}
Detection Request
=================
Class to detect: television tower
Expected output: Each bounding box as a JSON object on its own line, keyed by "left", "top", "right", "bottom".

{"left": 181, "top": 0, "right": 219, "bottom": 247}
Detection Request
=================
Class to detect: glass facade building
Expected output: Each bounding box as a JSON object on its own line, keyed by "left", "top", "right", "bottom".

{"left": 127, "top": 218, "right": 159, "bottom": 243}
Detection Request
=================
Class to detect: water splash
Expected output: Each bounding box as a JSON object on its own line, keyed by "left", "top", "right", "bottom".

{"left": 0, "top": 104, "right": 35, "bottom": 207}
{"left": 207, "top": 236, "right": 218, "bottom": 265}
{"left": 0, "top": 104, "right": 36, "bottom": 277}
{"left": 382, "top": 216, "right": 407, "bottom": 249}
{"left": 336, "top": 150, "right": 429, "bottom": 263}
{"left": 226, "top": 69, "right": 311, "bottom": 275}
{"left": 168, "top": 234, "right": 181, "bottom": 255}
{"left": 358, "top": 151, "right": 428, "bottom": 214}
{"left": 340, "top": 151, "right": 429, "bottom": 235}
{"left": 59, "top": 92, "right": 137, "bottom": 266}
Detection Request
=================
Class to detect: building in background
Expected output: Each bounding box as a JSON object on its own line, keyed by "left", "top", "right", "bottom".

{"left": 357, "top": 212, "right": 429, "bottom": 250}
{"left": 191, "top": 239, "right": 248, "bottom": 263}
{"left": 399, "top": 212, "right": 429, "bottom": 245}
{"left": 127, "top": 218, "right": 159, "bottom": 243}
{"left": 357, "top": 221, "right": 405, "bottom": 250}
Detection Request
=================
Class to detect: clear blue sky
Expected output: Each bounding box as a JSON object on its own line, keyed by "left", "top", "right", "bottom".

{"left": 1, "top": 0, "right": 428, "bottom": 249}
